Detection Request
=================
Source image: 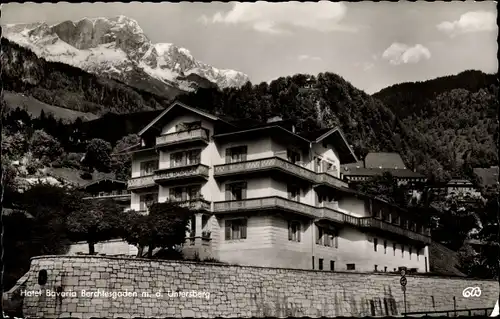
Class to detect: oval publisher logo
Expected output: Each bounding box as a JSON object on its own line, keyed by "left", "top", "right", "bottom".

{"left": 462, "top": 287, "right": 482, "bottom": 298}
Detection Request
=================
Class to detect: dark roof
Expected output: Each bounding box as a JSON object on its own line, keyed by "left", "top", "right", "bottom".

{"left": 342, "top": 167, "right": 425, "bottom": 178}
{"left": 81, "top": 178, "right": 127, "bottom": 189}
{"left": 473, "top": 167, "right": 499, "bottom": 187}
{"left": 364, "top": 152, "right": 407, "bottom": 169}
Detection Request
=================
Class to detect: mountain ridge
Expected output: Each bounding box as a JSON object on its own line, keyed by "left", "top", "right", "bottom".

{"left": 2, "top": 15, "right": 250, "bottom": 97}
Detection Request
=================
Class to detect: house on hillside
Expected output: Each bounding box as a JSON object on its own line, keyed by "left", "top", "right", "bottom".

{"left": 124, "top": 101, "right": 432, "bottom": 273}
{"left": 80, "top": 178, "right": 131, "bottom": 210}
{"left": 340, "top": 152, "right": 427, "bottom": 186}
{"left": 445, "top": 179, "right": 482, "bottom": 202}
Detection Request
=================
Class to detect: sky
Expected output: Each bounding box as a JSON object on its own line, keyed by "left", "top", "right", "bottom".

{"left": 2, "top": 1, "right": 498, "bottom": 93}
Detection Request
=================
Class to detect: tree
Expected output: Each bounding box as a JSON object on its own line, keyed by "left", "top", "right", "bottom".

{"left": 2, "top": 130, "right": 29, "bottom": 160}
{"left": 123, "top": 202, "right": 193, "bottom": 258}
{"left": 66, "top": 199, "right": 126, "bottom": 255}
{"left": 3, "top": 184, "right": 78, "bottom": 290}
{"left": 82, "top": 138, "right": 113, "bottom": 173}
{"left": 111, "top": 134, "right": 140, "bottom": 181}
{"left": 29, "top": 129, "right": 63, "bottom": 163}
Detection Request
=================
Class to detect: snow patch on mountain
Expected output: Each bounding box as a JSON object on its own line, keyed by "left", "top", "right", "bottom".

{"left": 3, "top": 16, "right": 250, "bottom": 94}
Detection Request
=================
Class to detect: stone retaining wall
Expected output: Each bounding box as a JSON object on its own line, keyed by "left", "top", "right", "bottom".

{"left": 22, "top": 256, "right": 498, "bottom": 318}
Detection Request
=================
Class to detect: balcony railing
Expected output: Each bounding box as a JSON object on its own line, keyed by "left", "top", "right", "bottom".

{"left": 154, "top": 164, "right": 209, "bottom": 183}
{"left": 214, "top": 196, "right": 431, "bottom": 244}
{"left": 214, "top": 157, "right": 349, "bottom": 191}
{"left": 156, "top": 128, "right": 209, "bottom": 147}
{"left": 359, "top": 217, "right": 431, "bottom": 244}
{"left": 172, "top": 199, "right": 211, "bottom": 211}
{"left": 214, "top": 157, "right": 317, "bottom": 182}
{"left": 214, "top": 196, "right": 318, "bottom": 217}
{"left": 316, "top": 172, "right": 349, "bottom": 188}
{"left": 127, "top": 175, "right": 156, "bottom": 190}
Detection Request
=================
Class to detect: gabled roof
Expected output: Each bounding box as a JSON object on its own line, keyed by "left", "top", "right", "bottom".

{"left": 342, "top": 167, "right": 425, "bottom": 178}
{"left": 138, "top": 101, "right": 227, "bottom": 136}
{"left": 81, "top": 178, "right": 127, "bottom": 189}
{"left": 364, "top": 152, "right": 406, "bottom": 169}
{"left": 299, "top": 127, "right": 358, "bottom": 164}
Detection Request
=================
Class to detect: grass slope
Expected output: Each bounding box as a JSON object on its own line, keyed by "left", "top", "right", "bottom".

{"left": 3, "top": 91, "right": 99, "bottom": 122}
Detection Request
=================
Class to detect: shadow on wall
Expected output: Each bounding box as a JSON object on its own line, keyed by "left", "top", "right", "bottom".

{"left": 249, "top": 283, "right": 399, "bottom": 317}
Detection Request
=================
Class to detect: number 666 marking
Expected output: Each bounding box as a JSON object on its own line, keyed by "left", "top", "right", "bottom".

{"left": 462, "top": 287, "right": 482, "bottom": 298}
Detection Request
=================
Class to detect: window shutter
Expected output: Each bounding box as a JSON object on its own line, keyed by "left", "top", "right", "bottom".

{"left": 241, "top": 183, "right": 247, "bottom": 199}
{"left": 241, "top": 146, "right": 247, "bottom": 161}
{"left": 181, "top": 153, "right": 187, "bottom": 166}
{"left": 169, "top": 154, "right": 174, "bottom": 168}
{"left": 225, "top": 220, "right": 231, "bottom": 240}
{"left": 288, "top": 221, "right": 292, "bottom": 240}
{"left": 241, "top": 219, "right": 247, "bottom": 239}
{"left": 315, "top": 225, "right": 321, "bottom": 244}
{"left": 225, "top": 184, "right": 231, "bottom": 201}
{"left": 297, "top": 223, "right": 301, "bottom": 242}
{"left": 225, "top": 148, "right": 231, "bottom": 163}
{"left": 335, "top": 233, "right": 338, "bottom": 248}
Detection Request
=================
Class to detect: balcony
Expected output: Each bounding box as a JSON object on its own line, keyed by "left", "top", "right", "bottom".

{"left": 359, "top": 217, "right": 431, "bottom": 244}
{"left": 316, "top": 172, "right": 349, "bottom": 189}
{"left": 155, "top": 128, "right": 209, "bottom": 149}
{"left": 127, "top": 175, "right": 156, "bottom": 190}
{"left": 172, "top": 199, "right": 211, "bottom": 211}
{"left": 214, "top": 196, "right": 319, "bottom": 218}
{"left": 154, "top": 164, "right": 209, "bottom": 184}
{"left": 214, "top": 157, "right": 317, "bottom": 183}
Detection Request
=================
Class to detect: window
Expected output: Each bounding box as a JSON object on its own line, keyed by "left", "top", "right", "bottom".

{"left": 393, "top": 215, "right": 400, "bottom": 225}
{"left": 401, "top": 245, "right": 405, "bottom": 258}
{"left": 315, "top": 157, "right": 322, "bottom": 172}
{"left": 319, "top": 259, "right": 324, "bottom": 270}
{"left": 287, "top": 149, "right": 301, "bottom": 164}
{"left": 373, "top": 238, "right": 378, "bottom": 252}
{"left": 384, "top": 240, "right": 387, "bottom": 254}
{"left": 287, "top": 184, "right": 300, "bottom": 201}
{"left": 225, "top": 182, "right": 247, "bottom": 201}
{"left": 393, "top": 243, "right": 396, "bottom": 256}
{"left": 225, "top": 218, "right": 247, "bottom": 240}
{"left": 346, "top": 264, "right": 355, "bottom": 270}
{"left": 188, "top": 185, "right": 201, "bottom": 200}
{"left": 140, "top": 160, "right": 158, "bottom": 176}
{"left": 226, "top": 146, "right": 247, "bottom": 163}
{"left": 288, "top": 221, "right": 301, "bottom": 242}
{"left": 170, "top": 187, "right": 185, "bottom": 201}
{"left": 186, "top": 149, "right": 201, "bottom": 165}
{"left": 139, "top": 193, "right": 158, "bottom": 211}
{"left": 330, "top": 261, "right": 335, "bottom": 271}
{"left": 176, "top": 121, "right": 201, "bottom": 131}
{"left": 316, "top": 226, "right": 337, "bottom": 248}
{"left": 170, "top": 152, "right": 185, "bottom": 167}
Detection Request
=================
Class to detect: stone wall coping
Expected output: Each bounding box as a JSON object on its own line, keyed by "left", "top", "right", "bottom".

{"left": 30, "top": 255, "right": 498, "bottom": 282}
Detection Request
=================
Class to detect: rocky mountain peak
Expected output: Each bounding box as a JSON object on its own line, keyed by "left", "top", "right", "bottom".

{"left": 2, "top": 16, "right": 250, "bottom": 96}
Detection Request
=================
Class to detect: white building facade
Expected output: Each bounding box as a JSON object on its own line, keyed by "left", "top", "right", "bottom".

{"left": 126, "top": 102, "right": 431, "bottom": 273}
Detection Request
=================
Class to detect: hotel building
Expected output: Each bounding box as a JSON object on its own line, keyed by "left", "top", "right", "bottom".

{"left": 126, "top": 101, "right": 431, "bottom": 273}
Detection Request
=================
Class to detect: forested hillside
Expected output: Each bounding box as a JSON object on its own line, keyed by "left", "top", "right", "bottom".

{"left": 2, "top": 34, "right": 497, "bottom": 182}
{"left": 1, "top": 38, "right": 173, "bottom": 115}
{"left": 373, "top": 70, "right": 498, "bottom": 180}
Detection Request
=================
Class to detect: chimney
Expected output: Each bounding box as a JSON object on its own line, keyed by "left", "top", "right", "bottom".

{"left": 267, "top": 116, "right": 283, "bottom": 123}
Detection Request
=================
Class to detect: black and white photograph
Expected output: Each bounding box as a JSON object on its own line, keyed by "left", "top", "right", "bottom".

{"left": 1, "top": 1, "right": 499, "bottom": 318}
